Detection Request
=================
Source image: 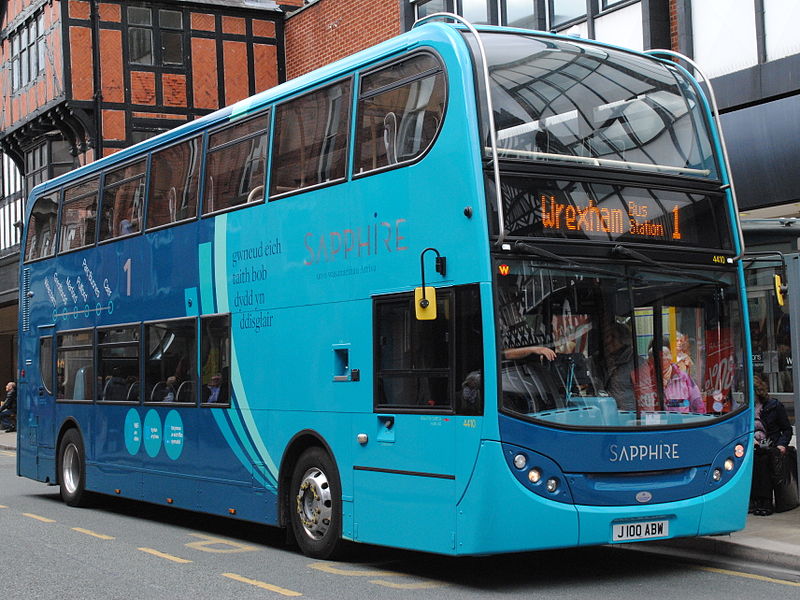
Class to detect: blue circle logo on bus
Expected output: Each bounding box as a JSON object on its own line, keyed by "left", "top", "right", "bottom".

{"left": 163, "top": 410, "right": 184, "bottom": 460}
{"left": 124, "top": 409, "right": 142, "bottom": 455}
{"left": 636, "top": 491, "right": 653, "bottom": 503}
{"left": 143, "top": 409, "right": 162, "bottom": 458}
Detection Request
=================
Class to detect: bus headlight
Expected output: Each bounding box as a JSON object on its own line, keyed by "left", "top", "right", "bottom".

{"left": 712, "top": 468, "right": 722, "bottom": 482}
{"left": 724, "top": 458, "right": 735, "bottom": 471}
{"left": 546, "top": 478, "right": 559, "bottom": 493}
{"left": 514, "top": 454, "right": 527, "bottom": 469}
{"left": 528, "top": 468, "right": 542, "bottom": 483}
{"left": 734, "top": 444, "right": 745, "bottom": 458}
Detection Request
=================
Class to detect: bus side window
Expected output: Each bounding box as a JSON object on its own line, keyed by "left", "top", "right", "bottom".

{"left": 200, "top": 314, "right": 231, "bottom": 405}
{"left": 57, "top": 330, "right": 94, "bottom": 401}
{"left": 356, "top": 53, "right": 446, "bottom": 175}
{"left": 270, "top": 80, "right": 351, "bottom": 197}
{"left": 98, "top": 326, "right": 140, "bottom": 402}
{"left": 60, "top": 177, "right": 99, "bottom": 253}
{"left": 24, "top": 192, "right": 58, "bottom": 262}
{"left": 204, "top": 114, "right": 269, "bottom": 215}
{"left": 100, "top": 159, "right": 146, "bottom": 241}
{"left": 147, "top": 137, "right": 201, "bottom": 229}
{"left": 144, "top": 319, "right": 197, "bottom": 404}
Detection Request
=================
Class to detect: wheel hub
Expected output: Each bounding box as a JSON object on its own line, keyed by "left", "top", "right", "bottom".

{"left": 62, "top": 443, "right": 79, "bottom": 495}
{"left": 295, "top": 467, "right": 332, "bottom": 540}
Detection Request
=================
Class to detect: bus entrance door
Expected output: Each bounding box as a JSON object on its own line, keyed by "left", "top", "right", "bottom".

{"left": 34, "top": 327, "right": 56, "bottom": 450}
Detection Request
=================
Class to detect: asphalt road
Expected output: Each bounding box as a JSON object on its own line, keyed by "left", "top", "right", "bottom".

{"left": 1, "top": 449, "right": 798, "bottom": 599}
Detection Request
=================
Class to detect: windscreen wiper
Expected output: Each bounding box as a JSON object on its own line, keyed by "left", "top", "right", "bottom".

{"left": 513, "top": 241, "right": 636, "bottom": 280}
{"left": 611, "top": 244, "right": 721, "bottom": 285}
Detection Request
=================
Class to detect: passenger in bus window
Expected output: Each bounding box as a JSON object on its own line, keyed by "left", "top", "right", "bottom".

{"left": 598, "top": 322, "right": 635, "bottom": 411}
{"left": 163, "top": 376, "right": 178, "bottom": 402}
{"left": 102, "top": 368, "right": 127, "bottom": 401}
{"left": 203, "top": 374, "right": 222, "bottom": 403}
{"left": 675, "top": 332, "right": 694, "bottom": 376}
{"left": 654, "top": 343, "right": 704, "bottom": 413}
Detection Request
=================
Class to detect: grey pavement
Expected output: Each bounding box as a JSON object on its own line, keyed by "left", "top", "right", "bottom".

{"left": 1, "top": 427, "right": 798, "bottom": 574}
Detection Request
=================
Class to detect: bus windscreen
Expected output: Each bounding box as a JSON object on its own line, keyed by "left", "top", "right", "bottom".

{"left": 475, "top": 32, "right": 719, "bottom": 180}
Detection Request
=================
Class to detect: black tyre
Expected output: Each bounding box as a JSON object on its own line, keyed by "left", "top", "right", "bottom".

{"left": 289, "top": 447, "right": 343, "bottom": 559}
{"left": 58, "top": 428, "right": 90, "bottom": 507}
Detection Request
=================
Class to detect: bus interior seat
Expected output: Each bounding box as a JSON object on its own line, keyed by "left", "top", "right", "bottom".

{"left": 383, "top": 112, "right": 398, "bottom": 164}
{"left": 72, "top": 365, "right": 94, "bottom": 401}
{"left": 176, "top": 381, "right": 193, "bottom": 403}
{"left": 150, "top": 381, "right": 166, "bottom": 402}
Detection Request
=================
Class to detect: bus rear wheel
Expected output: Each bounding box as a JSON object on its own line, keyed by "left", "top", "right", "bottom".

{"left": 59, "top": 429, "right": 90, "bottom": 507}
{"left": 289, "top": 447, "right": 343, "bottom": 559}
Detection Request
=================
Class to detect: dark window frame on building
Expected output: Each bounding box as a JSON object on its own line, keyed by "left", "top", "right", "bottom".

{"left": 9, "top": 12, "right": 46, "bottom": 93}
{"left": 126, "top": 6, "right": 185, "bottom": 68}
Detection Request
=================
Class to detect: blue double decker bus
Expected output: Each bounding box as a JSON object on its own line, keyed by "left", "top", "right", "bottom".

{"left": 17, "top": 17, "right": 752, "bottom": 559}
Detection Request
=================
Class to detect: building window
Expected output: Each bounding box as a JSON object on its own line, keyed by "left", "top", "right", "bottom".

{"left": 10, "top": 15, "right": 45, "bottom": 92}
{"left": 127, "top": 7, "right": 184, "bottom": 66}
{"left": 504, "top": 0, "right": 539, "bottom": 28}
{"left": 550, "top": 0, "right": 587, "bottom": 27}
{"left": 25, "top": 142, "right": 48, "bottom": 196}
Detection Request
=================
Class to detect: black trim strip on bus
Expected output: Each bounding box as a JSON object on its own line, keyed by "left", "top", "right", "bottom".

{"left": 353, "top": 466, "right": 455, "bottom": 480}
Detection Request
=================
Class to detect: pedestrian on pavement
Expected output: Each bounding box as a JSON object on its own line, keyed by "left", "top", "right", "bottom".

{"left": 751, "top": 375, "right": 793, "bottom": 515}
{"left": 0, "top": 381, "right": 17, "bottom": 432}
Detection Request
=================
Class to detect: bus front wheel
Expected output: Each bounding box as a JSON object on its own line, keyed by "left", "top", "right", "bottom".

{"left": 289, "top": 447, "right": 343, "bottom": 559}
{"left": 58, "top": 429, "right": 90, "bottom": 507}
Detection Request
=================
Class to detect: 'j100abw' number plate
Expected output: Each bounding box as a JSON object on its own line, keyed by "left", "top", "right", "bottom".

{"left": 612, "top": 520, "right": 669, "bottom": 542}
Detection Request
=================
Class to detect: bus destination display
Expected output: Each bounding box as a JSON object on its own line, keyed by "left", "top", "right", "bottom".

{"left": 499, "top": 177, "right": 731, "bottom": 250}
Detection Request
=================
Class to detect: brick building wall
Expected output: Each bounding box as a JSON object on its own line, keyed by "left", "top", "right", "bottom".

{"left": 1, "top": 1, "right": 285, "bottom": 164}
{"left": 285, "top": 0, "right": 402, "bottom": 80}
{"left": 0, "top": 1, "right": 63, "bottom": 135}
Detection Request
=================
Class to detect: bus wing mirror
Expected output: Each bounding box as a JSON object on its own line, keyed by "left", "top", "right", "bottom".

{"left": 415, "top": 286, "right": 437, "bottom": 320}
{"left": 775, "top": 273, "right": 787, "bottom": 307}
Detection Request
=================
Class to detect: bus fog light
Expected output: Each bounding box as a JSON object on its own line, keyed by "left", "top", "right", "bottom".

{"left": 528, "top": 468, "right": 542, "bottom": 483}
{"left": 712, "top": 468, "right": 722, "bottom": 482}
{"left": 546, "top": 477, "right": 559, "bottom": 493}
{"left": 724, "top": 458, "right": 735, "bottom": 471}
{"left": 734, "top": 444, "right": 745, "bottom": 458}
{"left": 514, "top": 454, "right": 527, "bottom": 469}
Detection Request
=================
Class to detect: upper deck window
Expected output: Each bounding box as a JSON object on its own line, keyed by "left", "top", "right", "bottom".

{"left": 60, "top": 177, "right": 99, "bottom": 252}
{"left": 100, "top": 159, "right": 146, "bottom": 241}
{"left": 204, "top": 114, "right": 269, "bottom": 214}
{"left": 270, "top": 80, "right": 352, "bottom": 197}
{"left": 475, "top": 33, "right": 719, "bottom": 180}
{"left": 24, "top": 192, "right": 58, "bottom": 262}
{"left": 147, "top": 137, "right": 201, "bottom": 229}
{"left": 355, "top": 53, "right": 446, "bottom": 175}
